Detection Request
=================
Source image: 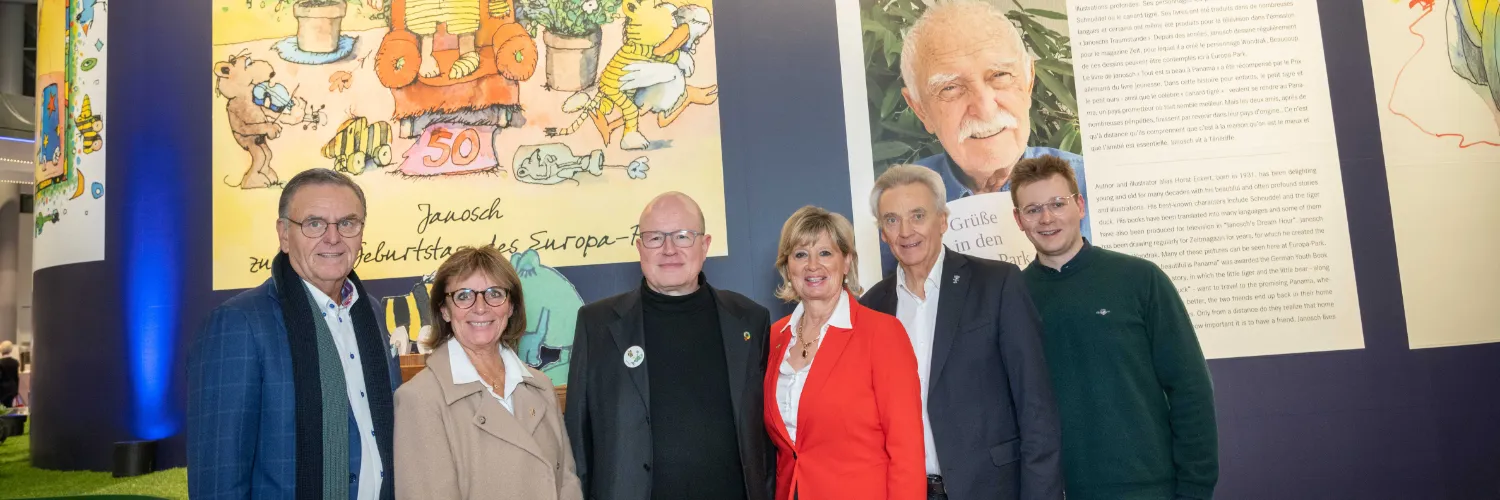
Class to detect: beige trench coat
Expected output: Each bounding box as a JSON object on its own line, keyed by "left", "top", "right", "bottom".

{"left": 394, "top": 343, "right": 583, "bottom": 500}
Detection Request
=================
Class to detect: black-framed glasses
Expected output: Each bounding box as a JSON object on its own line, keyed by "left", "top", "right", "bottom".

{"left": 640, "top": 229, "right": 703, "bottom": 249}
{"left": 1017, "top": 194, "right": 1080, "bottom": 222}
{"left": 282, "top": 217, "right": 364, "bottom": 238}
{"left": 447, "top": 287, "right": 509, "bottom": 309}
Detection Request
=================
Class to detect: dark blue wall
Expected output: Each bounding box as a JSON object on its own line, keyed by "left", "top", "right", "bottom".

{"left": 29, "top": 0, "right": 1500, "bottom": 497}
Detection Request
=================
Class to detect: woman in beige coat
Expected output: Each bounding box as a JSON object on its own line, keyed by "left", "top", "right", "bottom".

{"left": 395, "top": 246, "right": 582, "bottom": 500}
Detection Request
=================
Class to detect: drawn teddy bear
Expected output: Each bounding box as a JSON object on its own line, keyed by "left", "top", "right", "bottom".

{"left": 214, "top": 52, "right": 310, "bottom": 189}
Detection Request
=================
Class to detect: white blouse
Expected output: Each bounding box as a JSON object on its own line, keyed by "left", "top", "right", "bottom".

{"left": 775, "top": 292, "right": 852, "bottom": 443}
{"left": 447, "top": 338, "right": 530, "bottom": 414}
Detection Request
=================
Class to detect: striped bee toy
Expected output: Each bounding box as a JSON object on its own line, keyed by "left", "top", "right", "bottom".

{"left": 322, "top": 116, "right": 395, "bottom": 174}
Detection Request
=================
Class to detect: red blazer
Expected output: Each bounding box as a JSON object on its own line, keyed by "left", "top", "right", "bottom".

{"left": 763, "top": 292, "right": 925, "bottom": 500}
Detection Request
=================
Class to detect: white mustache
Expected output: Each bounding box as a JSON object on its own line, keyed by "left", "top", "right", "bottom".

{"left": 958, "top": 112, "right": 1018, "bottom": 140}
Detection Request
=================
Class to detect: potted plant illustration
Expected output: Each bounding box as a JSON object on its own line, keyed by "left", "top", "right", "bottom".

{"left": 519, "top": 0, "right": 623, "bottom": 92}
{"left": 263, "top": 0, "right": 354, "bottom": 54}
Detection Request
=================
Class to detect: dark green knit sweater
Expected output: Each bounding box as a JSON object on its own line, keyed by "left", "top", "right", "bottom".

{"left": 1022, "top": 240, "right": 1218, "bottom": 500}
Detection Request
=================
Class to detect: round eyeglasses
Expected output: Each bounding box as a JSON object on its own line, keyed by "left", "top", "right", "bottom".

{"left": 447, "top": 287, "right": 509, "bottom": 309}
{"left": 640, "top": 229, "right": 703, "bottom": 249}
{"left": 282, "top": 217, "right": 365, "bottom": 238}
{"left": 1017, "top": 194, "right": 1080, "bottom": 222}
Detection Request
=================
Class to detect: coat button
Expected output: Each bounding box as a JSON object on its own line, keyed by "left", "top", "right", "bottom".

{"left": 477, "top": 416, "right": 486, "bottom": 424}
{"left": 643, "top": 463, "right": 651, "bottom": 471}
{"left": 556, "top": 462, "right": 561, "bottom": 471}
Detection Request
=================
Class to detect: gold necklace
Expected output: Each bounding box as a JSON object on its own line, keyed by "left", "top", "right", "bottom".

{"left": 796, "top": 317, "right": 818, "bottom": 357}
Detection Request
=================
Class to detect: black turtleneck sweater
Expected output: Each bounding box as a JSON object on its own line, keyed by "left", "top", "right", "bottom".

{"left": 641, "top": 277, "right": 746, "bottom": 500}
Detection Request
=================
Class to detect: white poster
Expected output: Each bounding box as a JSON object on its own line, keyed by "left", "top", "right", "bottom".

{"left": 942, "top": 193, "right": 1036, "bottom": 268}
{"left": 837, "top": 0, "right": 1365, "bottom": 359}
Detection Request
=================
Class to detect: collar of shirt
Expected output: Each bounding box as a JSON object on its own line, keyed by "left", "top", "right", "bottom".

{"left": 303, "top": 278, "right": 358, "bottom": 312}
{"left": 1030, "top": 237, "right": 1096, "bottom": 276}
{"left": 895, "top": 246, "right": 947, "bottom": 300}
{"left": 446, "top": 337, "right": 530, "bottom": 401}
{"left": 779, "top": 290, "right": 854, "bottom": 340}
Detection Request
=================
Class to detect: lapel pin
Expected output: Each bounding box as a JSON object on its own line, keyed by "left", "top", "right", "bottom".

{"left": 530, "top": 408, "right": 536, "bottom": 417}
{"left": 952, "top": 275, "right": 960, "bottom": 284}
{"left": 623, "top": 345, "right": 645, "bottom": 368}
{"left": 744, "top": 331, "right": 751, "bottom": 341}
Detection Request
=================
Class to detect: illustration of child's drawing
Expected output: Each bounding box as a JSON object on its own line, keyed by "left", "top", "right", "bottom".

{"left": 1430, "top": 0, "right": 1498, "bottom": 110}
{"left": 1382, "top": 0, "right": 1500, "bottom": 147}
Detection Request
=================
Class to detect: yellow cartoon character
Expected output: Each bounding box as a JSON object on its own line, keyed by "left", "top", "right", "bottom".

{"left": 546, "top": 0, "right": 700, "bottom": 150}
{"left": 75, "top": 95, "right": 104, "bottom": 154}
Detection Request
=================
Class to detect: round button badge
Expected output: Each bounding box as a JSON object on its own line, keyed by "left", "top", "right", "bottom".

{"left": 623, "top": 346, "right": 645, "bottom": 368}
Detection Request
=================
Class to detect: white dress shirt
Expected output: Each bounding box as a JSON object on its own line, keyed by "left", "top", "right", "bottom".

{"left": 446, "top": 337, "right": 531, "bottom": 414}
{"left": 304, "top": 279, "right": 382, "bottom": 500}
{"left": 775, "top": 291, "right": 853, "bottom": 443}
{"left": 894, "top": 248, "right": 945, "bottom": 475}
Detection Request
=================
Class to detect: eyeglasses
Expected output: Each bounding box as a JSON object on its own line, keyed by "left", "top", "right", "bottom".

{"left": 447, "top": 287, "right": 509, "bottom": 309}
{"left": 282, "top": 217, "right": 364, "bottom": 238}
{"left": 640, "top": 229, "right": 703, "bottom": 249}
{"left": 1017, "top": 194, "right": 1080, "bottom": 222}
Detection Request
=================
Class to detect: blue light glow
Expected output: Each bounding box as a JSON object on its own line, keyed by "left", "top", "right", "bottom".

{"left": 124, "top": 145, "right": 180, "bottom": 440}
{"left": 0, "top": 136, "right": 35, "bottom": 144}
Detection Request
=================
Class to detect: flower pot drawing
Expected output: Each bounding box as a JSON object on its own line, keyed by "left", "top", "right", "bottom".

{"left": 543, "top": 29, "right": 602, "bottom": 92}
{"left": 294, "top": 0, "right": 348, "bottom": 54}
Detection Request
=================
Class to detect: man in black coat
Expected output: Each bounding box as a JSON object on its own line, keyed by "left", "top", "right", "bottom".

{"left": 564, "top": 192, "right": 774, "bottom": 500}
{"left": 861, "top": 166, "right": 1063, "bottom": 500}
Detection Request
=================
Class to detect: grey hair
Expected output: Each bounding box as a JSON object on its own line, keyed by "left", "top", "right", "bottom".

{"left": 277, "top": 168, "right": 368, "bottom": 219}
{"left": 870, "top": 164, "right": 949, "bottom": 218}
{"left": 900, "top": 0, "right": 1032, "bottom": 105}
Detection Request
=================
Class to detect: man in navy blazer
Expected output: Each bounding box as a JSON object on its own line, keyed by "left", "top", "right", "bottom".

{"left": 861, "top": 165, "right": 1063, "bottom": 500}
{"left": 188, "top": 169, "right": 401, "bottom": 500}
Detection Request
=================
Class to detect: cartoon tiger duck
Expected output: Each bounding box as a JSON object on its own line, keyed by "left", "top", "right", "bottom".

{"left": 545, "top": 0, "right": 714, "bottom": 150}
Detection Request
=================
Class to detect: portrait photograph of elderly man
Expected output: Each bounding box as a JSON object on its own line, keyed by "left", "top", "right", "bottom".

{"left": 856, "top": 0, "right": 1092, "bottom": 241}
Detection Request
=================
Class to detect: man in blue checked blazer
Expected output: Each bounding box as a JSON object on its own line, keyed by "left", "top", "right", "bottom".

{"left": 188, "top": 169, "right": 401, "bottom": 500}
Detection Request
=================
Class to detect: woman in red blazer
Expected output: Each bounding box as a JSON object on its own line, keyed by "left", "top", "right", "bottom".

{"left": 764, "top": 206, "right": 925, "bottom": 500}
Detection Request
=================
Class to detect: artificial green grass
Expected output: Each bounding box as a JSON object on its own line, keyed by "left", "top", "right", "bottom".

{"left": 0, "top": 432, "right": 187, "bottom": 500}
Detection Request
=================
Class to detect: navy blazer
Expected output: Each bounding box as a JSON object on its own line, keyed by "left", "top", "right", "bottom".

{"left": 861, "top": 250, "right": 1064, "bottom": 500}
{"left": 187, "top": 278, "right": 402, "bottom": 500}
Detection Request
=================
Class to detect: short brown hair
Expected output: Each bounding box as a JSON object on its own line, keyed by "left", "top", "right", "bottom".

{"left": 425, "top": 246, "right": 527, "bottom": 351}
{"left": 774, "top": 206, "right": 863, "bottom": 302}
{"left": 1008, "top": 154, "right": 1080, "bottom": 208}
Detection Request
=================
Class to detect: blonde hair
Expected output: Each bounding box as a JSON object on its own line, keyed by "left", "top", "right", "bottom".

{"left": 774, "top": 206, "right": 864, "bottom": 302}
{"left": 0, "top": 341, "right": 11, "bottom": 357}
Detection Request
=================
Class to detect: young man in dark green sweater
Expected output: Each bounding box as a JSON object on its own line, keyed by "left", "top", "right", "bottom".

{"left": 1009, "top": 155, "right": 1219, "bottom": 500}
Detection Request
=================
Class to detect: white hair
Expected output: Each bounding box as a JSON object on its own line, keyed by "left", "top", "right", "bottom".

{"left": 900, "top": 0, "right": 1032, "bottom": 105}
{"left": 871, "top": 164, "right": 949, "bottom": 218}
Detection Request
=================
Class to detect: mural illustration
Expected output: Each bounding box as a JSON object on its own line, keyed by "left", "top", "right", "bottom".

{"left": 1376, "top": 0, "right": 1500, "bottom": 148}
{"left": 34, "top": 0, "right": 108, "bottom": 269}
{"left": 213, "top": 0, "right": 729, "bottom": 290}
{"left": 381, "top": 249, "right": 583, "bottom": 385}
